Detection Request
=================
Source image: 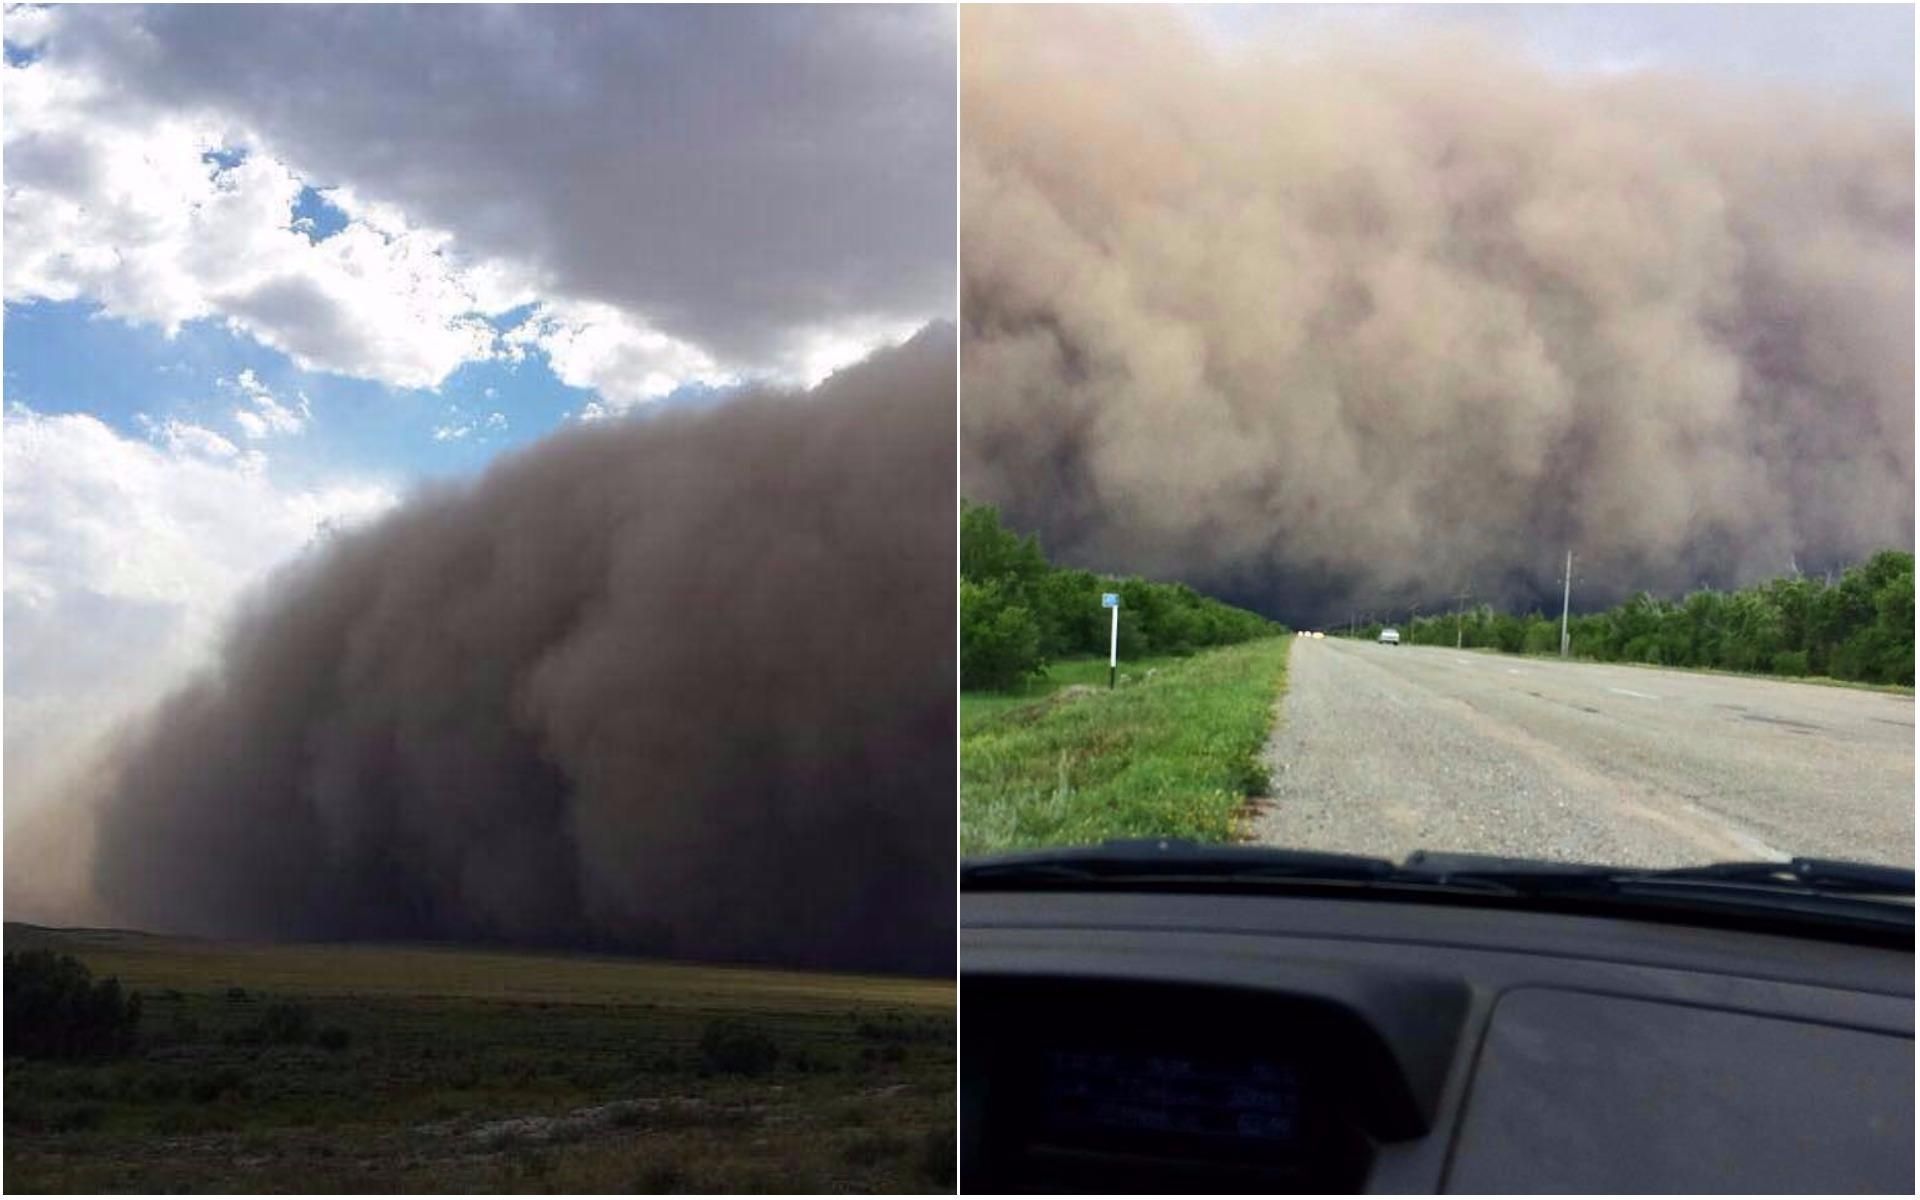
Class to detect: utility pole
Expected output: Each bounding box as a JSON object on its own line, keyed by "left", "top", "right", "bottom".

{"left": 1559, "top": 549, "right": 1573, "bottom": 659}
{"left": 1456, "top": 586, "right": 1469, "bottom": 649}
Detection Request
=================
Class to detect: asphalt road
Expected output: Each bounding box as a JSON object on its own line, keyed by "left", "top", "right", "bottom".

{"left": 1249, "top": 638, "right": 1915, "bottom": 869}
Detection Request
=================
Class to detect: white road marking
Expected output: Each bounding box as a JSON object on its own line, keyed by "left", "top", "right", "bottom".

{"left": 1453, "top": 657, "right": 1473, "bottom": 666}
{"left": 1506, "top": 668, "right": 1523, "bottom": 675}
{"left": 1607, "top": 686, "right": 1661, "bottom": 700}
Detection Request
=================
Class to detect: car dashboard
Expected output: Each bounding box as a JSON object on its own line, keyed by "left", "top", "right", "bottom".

{"left": 961, "top": 890, "right": 1913, "bottom": 1193}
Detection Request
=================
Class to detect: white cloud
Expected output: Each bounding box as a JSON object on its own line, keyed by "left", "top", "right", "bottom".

{"left": 4, "top": 40, "right": 534, "bottom": 389}
{"left": 227, "top": 368, "right": 310, "bottom": 439}
{"left": 3, "top": 403, "right": 397, "bottom": 816}
{"left": 773, "top": 316, "right": 934, "bottom": 389}
{"left": 4, "top": 3, "right": 57, "bottom": 50}
{"left": 431, "top": 407, "right": 507, "bottom": 443}
{"left": 17, "top": 4, "right": 952, "bottom": 383}
{"left": 138, "top": 415, "right": 241, "bottom": 462}
{"left": 505, "top": 299, "right": 736, "bottom": 416}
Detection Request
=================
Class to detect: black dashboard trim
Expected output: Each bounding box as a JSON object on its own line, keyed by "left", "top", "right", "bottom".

{"left": 966, "top": 917, "right": 1915, "bottom": 999}
{"left": 962, "top": 878, "right": 1913, "bottom": 949}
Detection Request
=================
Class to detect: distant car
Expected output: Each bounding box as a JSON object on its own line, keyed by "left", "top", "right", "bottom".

{"left": 1378, "top": 627, "right": 1400, "bottom": 645}
{"left": 1312, "top": 631, "right": 1325, "bottom": 639}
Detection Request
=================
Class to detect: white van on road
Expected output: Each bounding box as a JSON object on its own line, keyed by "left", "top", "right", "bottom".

{"left": 1378, "top": 627, "right": 1401, "bottom": 645}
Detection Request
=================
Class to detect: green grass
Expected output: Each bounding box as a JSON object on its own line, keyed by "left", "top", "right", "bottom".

{"left": 5, "top": 925, "right": 954, "bottom": 1193}
{"left": 960, "top": 654, "right": 1183, "bottom": 733}
{"left": 961, "top": 638, "right": 1291, "bottom": 855}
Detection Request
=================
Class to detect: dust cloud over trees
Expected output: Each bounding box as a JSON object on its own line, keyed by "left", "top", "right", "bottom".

{"left": 962, "top": 7, "right": 1913, "bottom": 622}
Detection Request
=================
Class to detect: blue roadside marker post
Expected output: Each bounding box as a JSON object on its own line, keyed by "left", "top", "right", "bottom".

{"left": 1102, "top": 592, "right": 1121, "bottom": 688}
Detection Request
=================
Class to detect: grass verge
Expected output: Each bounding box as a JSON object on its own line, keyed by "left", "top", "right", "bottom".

{"left": 961, "top": 637, "right": 1291, "bottom": 855}
{"left": 960, "top": 655, "right": 1184, "bottom": 733}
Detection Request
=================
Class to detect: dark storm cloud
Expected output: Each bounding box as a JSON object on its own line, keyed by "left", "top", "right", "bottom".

{"left": 80, "top": 327, "right": 955, "bottom": 975}
{"left": 39, "top": 3, "right": 955, "bottom": 365}
{"left": 962, "top": 8, "right": 1914, "bottom": 623}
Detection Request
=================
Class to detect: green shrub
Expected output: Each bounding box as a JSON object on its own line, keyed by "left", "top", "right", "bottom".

{"left": 841, "top": 1130, "right": 909, "bottom": 1166}
{"left": 259, "top": 1002, "right": 314, "bottom": 1045}
{"left": 920, "top": 1125, "right": 956, "bottom": 1188}
{"left": 48, "top": 1103, "right": 105, "bottom": 1133}
{"left": 697, "top": 1018, "right": 779, "bottom": 1076}
{"left": 1771, "top": 650, "right": 1810, "bottom": 677}
{"left": 632, "top": 1160, "right": 689, "bottom": 1192}
{"left": 3, "top": 950, "right": 142, "bottom": 1060}
{"left": 189, "top": 1066, "right": 247, "bottom": 1104}
{"left": 961, "top": 578, "right": 1044, "bottom": 691}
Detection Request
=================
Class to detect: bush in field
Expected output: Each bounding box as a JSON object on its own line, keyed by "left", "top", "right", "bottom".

{"left": 3, "top": 950, "right": 142, "bottom": 1060}
{"left": 698, "top": 1018, "right": 780, "bottom": 1077}
{"left": 921, "top": 1125, "right": 957, "bottom": 1189}
{"left": 961, "top": 578, "right": 1044, "bottom": 691}
{"left": 259, "top": 1002, "right": 314, "bottom": 1045}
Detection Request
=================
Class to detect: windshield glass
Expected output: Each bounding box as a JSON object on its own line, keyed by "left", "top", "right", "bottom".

{"left": 959, "top": 4, "right": 1914, "bottom": 882}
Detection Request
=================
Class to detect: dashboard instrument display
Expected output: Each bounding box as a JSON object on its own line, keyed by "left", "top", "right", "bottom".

{"left": 1037, "top": 1048, "right": 1303, "bottom": 1151}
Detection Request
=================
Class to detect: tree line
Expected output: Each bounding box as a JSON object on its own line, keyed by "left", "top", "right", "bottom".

{"left": 1344, "top": 550, "right": 1913, "bottom": 685}
{"left": 961, "top": 501, "right": 1278, "bottom": 690}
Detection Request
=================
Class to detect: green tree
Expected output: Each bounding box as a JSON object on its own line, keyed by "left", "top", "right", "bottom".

{"left": 960, "top": 578, "right": 1043, "bottom": 691}
{"left": 960, "top": 501, "right": 1046, "bottom": 589}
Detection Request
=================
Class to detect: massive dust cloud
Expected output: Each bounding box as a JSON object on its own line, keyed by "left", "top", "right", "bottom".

{"left": 77, "top": 326, "right": 954, "bottom": 975}
{"left": 962, "top": 8, "right": 1914, "bottom": 622}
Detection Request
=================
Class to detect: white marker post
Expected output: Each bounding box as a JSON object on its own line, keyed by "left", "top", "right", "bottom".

{"left": 1102, "top": 592, "right": 1121, "bottom": 689}
{"left": 1559, "top": 549, "right": 1573, "bottom": 659}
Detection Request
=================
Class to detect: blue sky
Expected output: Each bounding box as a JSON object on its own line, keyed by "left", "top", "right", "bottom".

{"left": 4, "top": 296, "right": 633, "bottom": 486}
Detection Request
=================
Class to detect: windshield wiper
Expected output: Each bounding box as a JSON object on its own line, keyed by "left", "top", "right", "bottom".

{"left": 962, "top": 839, "right": 1407, "bottom": 886}
{"left": 963, "top": 840, "right": 1914, "bottom": 931}
{"left": 1631, "top": 857, "right": 1914, "bottom": 896}
{"left": 1402, "top": 850, "right": 1914, "bottom": 900}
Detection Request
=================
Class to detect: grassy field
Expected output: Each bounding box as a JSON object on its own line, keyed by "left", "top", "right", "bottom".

{"left": 961, "top": 638, "right": 1291, "bottom": 855}
{"left": 4, "top": 924, "right": 954, "bottom": 1193}
{"left": 959, "top": 654, "right": 1184, "bottom": 733}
